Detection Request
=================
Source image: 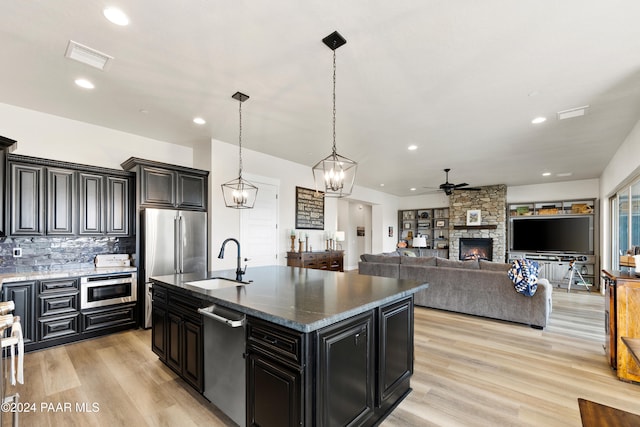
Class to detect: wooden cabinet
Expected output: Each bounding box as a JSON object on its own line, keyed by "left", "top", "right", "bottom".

{"left": 247, "top": 317, "right": 306, "bottom": 427}
{"left": 7, "top": 154, "right": 133, "bottom": 237}
{"left": 398, "top": 207, "right": 449, "bottom": 258}
{"left": 46, "top": 167, "right": 76, "bottom": 235}
{"left": 602, "top": 270, "right": 640, "bottom": 383}
{"left": 378, "top": 298, "right": 413, "bottom": 407}
{"left": 37, "top": 277, "right": 80, "bottom": 342}
{"left": 121, "top": 157, "right": 209, "bottom": 211}
{"left": 246, "top": 295, "right": 415, "bottom": 427}
{"left": 2, "top": 281, "right": 37, "bottom": 348}
{"left": 151, "top": 283, "right": 205, "bottom": 392}
{"left": 9, "top": 162, "right": 45, "bottom": 235}
{"left": 0, "top": 135, "right": 17, "bottom": 238}
{"left": 286, "top": 251, "right": 344, "bottom": 272}
{"left": 317, "top": 311, "right": 375, "bottom": 426}
{"left": 80, "top": 173, "right": 131, "bottom": 236}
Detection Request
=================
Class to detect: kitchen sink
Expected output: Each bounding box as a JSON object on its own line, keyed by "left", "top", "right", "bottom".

{"left": 185, "top": 277, "right": 250, "bottom": 290}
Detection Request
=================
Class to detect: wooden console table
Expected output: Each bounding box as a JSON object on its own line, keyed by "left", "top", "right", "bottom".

{"left": 602, "top": 270, "right": 640, "bottom": 383}
{"left": 286, "top": 250, "right": 344, "bottom": 272}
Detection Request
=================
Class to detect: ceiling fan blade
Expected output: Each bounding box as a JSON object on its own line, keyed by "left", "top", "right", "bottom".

{"left": 465, "top": 187, "right": 482, "bottom": 191}
{"left": 453, "top": 183, "right": 469, "bottom": 188}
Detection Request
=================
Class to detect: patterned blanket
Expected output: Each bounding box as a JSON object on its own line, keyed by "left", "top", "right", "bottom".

{"left": 508, "top": 259, "right": 540, "bottom": 296}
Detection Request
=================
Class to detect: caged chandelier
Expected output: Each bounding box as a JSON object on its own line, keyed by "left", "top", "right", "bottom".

{"left": 221, "top": 91, "right": 258, "bottom": 209}
{"left": 312, "top": 31, "right": 357, "bottom": 198}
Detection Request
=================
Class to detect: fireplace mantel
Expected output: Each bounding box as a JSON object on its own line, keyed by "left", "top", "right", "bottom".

{"left": 453, "top": 225, "right": 498, "bottom": 230}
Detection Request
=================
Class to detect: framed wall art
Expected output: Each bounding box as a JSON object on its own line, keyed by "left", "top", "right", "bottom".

{"left": 466, "top": 209, "right": 481, "bottom": 226}
{"left": 295, "top": 186, "right": 324, "bottom": 229}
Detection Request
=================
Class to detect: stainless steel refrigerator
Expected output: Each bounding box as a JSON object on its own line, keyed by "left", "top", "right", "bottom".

{"left": 142, "top": 208, "right": 208, "bottom": 327}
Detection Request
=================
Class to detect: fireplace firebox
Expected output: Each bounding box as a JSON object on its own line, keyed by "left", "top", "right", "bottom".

{"left": 459, "top": 238, "right": 493, "bottom": 261}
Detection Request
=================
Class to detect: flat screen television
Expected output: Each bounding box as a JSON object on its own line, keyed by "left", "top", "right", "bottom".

{"left": 510, "top": 216, "right": 593, "bottom": 254}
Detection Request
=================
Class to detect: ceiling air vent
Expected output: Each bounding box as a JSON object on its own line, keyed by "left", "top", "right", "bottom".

{"left": 64, "top": 40, "right": 113, "bottom": 71}
{"left": 557, "top": 105, "right": 589, "bottom": 121}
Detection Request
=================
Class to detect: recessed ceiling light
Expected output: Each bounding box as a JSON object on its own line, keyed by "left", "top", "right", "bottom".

{"left": 410, "top": 187, "right": 416, "bottom": 191}
{"left": 379, "top": 183, "right": 385, "bottom": 187}
{"left": 408, "top": 145, "right": 418, "bottom": 151}
{"left": 103, "top": 7, "right": 129, "bottom": 26}
{"left": 74, "top": 78, "right": 95, "bottom": 89}
{"left": 531, "top": 117, "right": 546, "bottom": 124}
{"left": 193, "top": 117, "right": 206, "bottom": 125}
{"left": 557, "top": 172, "right": 573, "bottom": 177}
{"left": 542, "top": 172, "right": 551, "bottom": 177}
{"left": 139, "top": 109, "right": 149, "bottom": 114}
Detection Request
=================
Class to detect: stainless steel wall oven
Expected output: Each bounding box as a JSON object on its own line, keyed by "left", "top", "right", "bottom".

{"left": 81, "top": 272, "right": 137, "bottom": 309}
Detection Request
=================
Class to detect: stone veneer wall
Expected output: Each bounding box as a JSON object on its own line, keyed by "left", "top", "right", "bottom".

{"left": 0, "top": 236, "right": 135, "bottom": 274}
{"left": 448, "top": 185, "right": 507, "bottom": 263}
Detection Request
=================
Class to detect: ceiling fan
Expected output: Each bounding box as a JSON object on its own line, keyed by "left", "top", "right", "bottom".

{"left": 435, "top": 168, "right": 480, "bottom": 196}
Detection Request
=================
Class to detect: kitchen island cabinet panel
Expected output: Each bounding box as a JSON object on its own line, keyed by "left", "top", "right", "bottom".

{"left": 247, "top": 352, "right": 302, "bottom": 427}
{"left": 317, "top": 310, "right": 375, "bottom": 427}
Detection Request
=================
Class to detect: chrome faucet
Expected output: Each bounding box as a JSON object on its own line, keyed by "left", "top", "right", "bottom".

{"left": 218, "top": 238, "right": 246, "bottom": 281}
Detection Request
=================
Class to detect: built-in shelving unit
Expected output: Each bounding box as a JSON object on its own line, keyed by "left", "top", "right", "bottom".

{"left": 507, "top": 198, "right": 599, "bottom": 291}
{"left": 398, "top": 207, "right": 449, "bottom": 258}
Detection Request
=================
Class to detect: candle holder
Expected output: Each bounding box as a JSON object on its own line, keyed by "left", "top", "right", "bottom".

{"left": 298, "top": 239, "right": 304, "bottom": 253}
{"left": 290, "top": 235, "right": 296, "bottom": 252}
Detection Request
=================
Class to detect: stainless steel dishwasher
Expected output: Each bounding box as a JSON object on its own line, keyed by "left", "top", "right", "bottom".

{"left": 198, "top": 304, "right": 246, "bottom": 427}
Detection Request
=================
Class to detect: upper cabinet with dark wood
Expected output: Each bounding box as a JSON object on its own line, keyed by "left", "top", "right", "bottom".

{"left": 6, "top": 154, "right": 133, "bottom": 237}
{"left": 121, "top": 157, "right": 208, "bottom": 211}
{"left": 0, "top": 135, "right": 17, "bottom": 238}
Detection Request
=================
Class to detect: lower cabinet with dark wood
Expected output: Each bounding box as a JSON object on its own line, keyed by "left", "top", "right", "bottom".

{"left": 286, "top": 250, "right": 344, "bottom": 272}
{"left": 152, "top": 283, "right": 206, "bottom": 393}
{"left": 246, "top": 296, "right": 414, "bottom": 427}
{"left": 2, "top": 273, "right": 137, "bottom": 352}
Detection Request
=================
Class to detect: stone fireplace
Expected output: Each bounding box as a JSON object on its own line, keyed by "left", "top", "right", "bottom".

{"left": 448, "top": 184, "right": 507, "bottom": 263}
{"left": 459, "top": 238, "right": 493, "bottom": 261}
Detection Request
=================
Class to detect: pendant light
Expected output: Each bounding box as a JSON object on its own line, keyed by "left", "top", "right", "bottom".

{"left": 221, "top": 91, "right": 258, "bottom": 209}
{"left": 312, "top": 31, "right": 357, "bottom": 198}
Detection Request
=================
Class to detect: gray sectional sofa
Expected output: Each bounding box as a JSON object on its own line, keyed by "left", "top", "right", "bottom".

{"left": 358, "top": 254, "right": 552, "bottom": 328}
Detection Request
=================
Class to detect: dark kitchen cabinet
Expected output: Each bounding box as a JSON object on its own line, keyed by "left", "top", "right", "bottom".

{"left": 121, "top": 157, "right": 209, "bottom": 211}
{"left": 2, "top": 281, "right": 37, "bottom": 349}
{"left": 79, "top": 172, "right": 103, "bottom": 235}
{"left": 9, "top": 162, "right": 45, "bottom": 235}
{"left": 0, "top": 136, "right": 17, "bottom": 237}
{"left": 6, "top": 154, "right": 133, "bottom": 237}
{"left": 80, "top": 173, "right": 131, "bottom": 236}
{"left": 37, "top": 277, "right": 80, "bottom": 342}
{"left": 247, "top": 318, "right": 306, "bottom": 427}
{"left": 46, "top": 168, "right": 76, "bottom": 235}
{"left": 377, "top": 297, "right": 413, "bottom": 406}
{"left": 246, "top": 297, "right": 415, "bottom": 427}
{"left": 317, "top": 310, "right": 375, "bottom": 427}
{"left": 151, "top": 283, "right": 205, "bottom": 392}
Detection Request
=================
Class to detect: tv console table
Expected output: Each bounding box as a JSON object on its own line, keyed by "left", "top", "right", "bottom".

{"left": 286, "top": 250, "right": 344, "bottom": 272}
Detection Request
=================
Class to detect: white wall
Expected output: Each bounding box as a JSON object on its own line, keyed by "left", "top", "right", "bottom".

{"left": 507, "top": 179, "right": 600, "bottom": 203}
{"left": 600, "top": 118, "right": 640, "bottom": 270}
{"left": 0, "top": 102, "right": 194, "bottom": 169}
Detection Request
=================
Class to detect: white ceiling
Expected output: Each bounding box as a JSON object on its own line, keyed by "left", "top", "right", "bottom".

{"left": 2, "top": 1, "right": 640, "bottom": 197}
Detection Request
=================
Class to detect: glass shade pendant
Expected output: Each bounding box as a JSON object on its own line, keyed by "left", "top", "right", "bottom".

{"left": 221, "top": 91, "right": 258, "bottom": 209}
{"left": 312, "top": 31, "right": 357, "bottom": 198}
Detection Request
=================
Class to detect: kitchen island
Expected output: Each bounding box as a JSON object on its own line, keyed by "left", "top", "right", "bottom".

{"left": 151, "top": 265, "right": 428, "bottom": 427}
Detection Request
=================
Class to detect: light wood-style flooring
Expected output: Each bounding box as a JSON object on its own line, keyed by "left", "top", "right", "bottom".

{"left": 4, "top": 288, "right": 640, "bottom": 426}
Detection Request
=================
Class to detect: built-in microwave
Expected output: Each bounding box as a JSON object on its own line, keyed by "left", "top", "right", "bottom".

{"left": 80, "top": 272, "right": 137, "bottom": 310}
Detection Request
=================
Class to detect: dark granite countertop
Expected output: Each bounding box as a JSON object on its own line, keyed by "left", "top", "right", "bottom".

{"left": 150, "top": 265, "right": 428, "bottom": 332}
{"left": 0, "top": 266, "right": 137, "bottom": 284}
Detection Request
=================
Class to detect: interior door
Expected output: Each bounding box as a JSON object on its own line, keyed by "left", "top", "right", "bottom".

{"left": 241, "top": 181, "right": 278, "bottom": 267}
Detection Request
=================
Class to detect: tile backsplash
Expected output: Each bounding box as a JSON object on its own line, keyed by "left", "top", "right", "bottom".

{"left": 0, "top": 236, "right": 135, "bottom": 274}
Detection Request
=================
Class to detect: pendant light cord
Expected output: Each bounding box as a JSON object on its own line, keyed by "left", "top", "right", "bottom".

{"left": 238, "top": 99, "right": 243, "bottom": 178}
{"left": 332, "top": 46, "right": 337, "bottom": 155}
